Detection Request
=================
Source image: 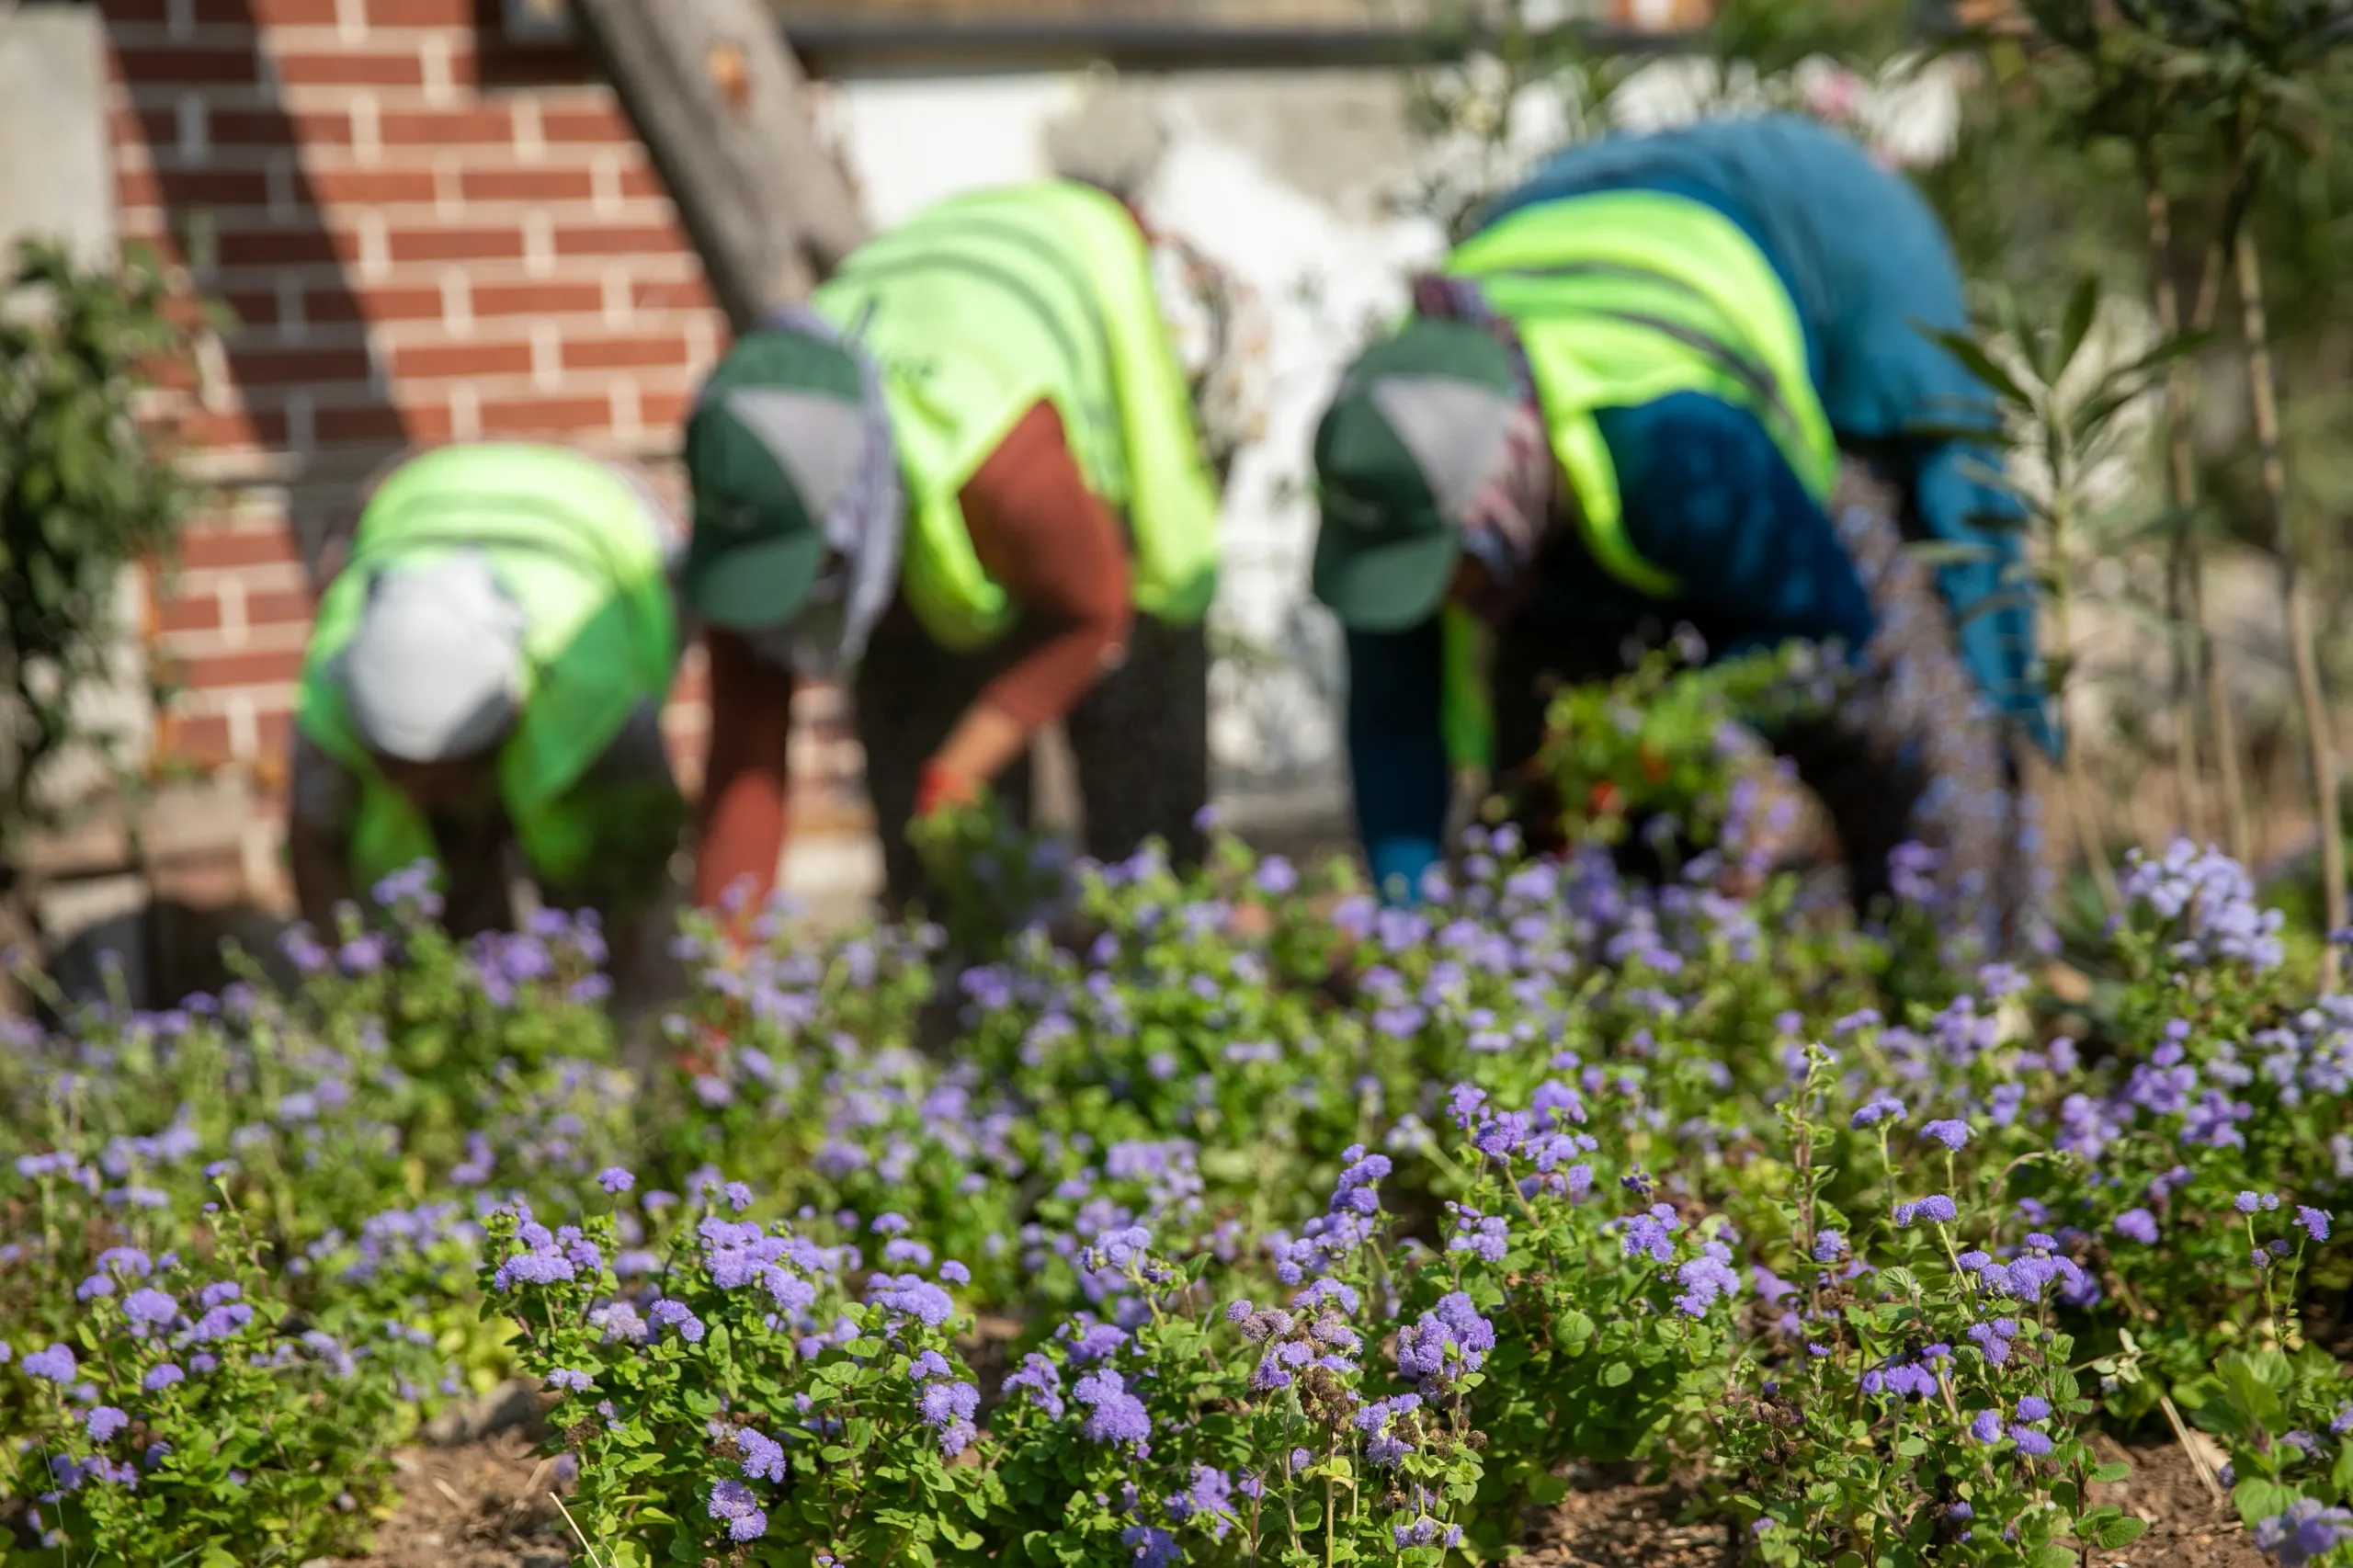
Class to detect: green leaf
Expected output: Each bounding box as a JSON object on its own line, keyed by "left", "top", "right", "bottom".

{"left": 2096, "top": 1516, "right": 2150, "bottom": 1550}
{"left": 2091, "top": 1461, "right": 2133, "bottom": 1484}
{"left": 1929, "top": 328, "right": 2033, "bottom": 407}
{"left": 2057, "top": 274, "right": 2101, "bottom": 373}
{"left": 1601, "top": 1360, "right": 1633, "bottom": 1389}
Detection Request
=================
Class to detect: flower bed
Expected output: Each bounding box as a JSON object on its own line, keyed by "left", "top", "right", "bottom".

{"left": 5, "top": 808, "right": 2352, "bottom": 1566}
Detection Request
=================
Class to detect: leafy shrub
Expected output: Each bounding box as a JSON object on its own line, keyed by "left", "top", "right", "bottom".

{"left": 10, "top": 658, "right": 2353, "bottom": 1565}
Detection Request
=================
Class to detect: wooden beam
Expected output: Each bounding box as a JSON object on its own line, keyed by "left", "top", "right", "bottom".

{"left": 563, "top": 0, "right": 870, "bottom": 333}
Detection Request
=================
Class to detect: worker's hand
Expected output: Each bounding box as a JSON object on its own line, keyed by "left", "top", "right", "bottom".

{"left": 915, "top": 759, "right": 984, "bottom": 822}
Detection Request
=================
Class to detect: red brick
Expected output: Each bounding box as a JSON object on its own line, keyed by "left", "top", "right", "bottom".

{"left": 218, "top": 283, "right": 437, "bottom": 332}
{"left": 376, "top": 108, "right": 516, "bottom": 148}
{"left": 108, "top": 0, "right": 337, "bottom": 22}
{"left": 247, "top": 588, "right": 317, "bottom": 626}
{"left": 471, "top": 280, "right": 603, "bottom": 319}
{"left": 620, "top": 166, "right": 668, "bottom": 200}
{"left": 177, "top": 648, "right": 306, "bottom": 688}
{"left": 215, "top": 228, "right": 347, "bottom": 269}
{"left": 222, "top": 344, "right": 378, "bottom": 386}
{"left": 168, "top": 713, "right": 235, "bottom": 767}
{"left": 180, "top": 405, "right": 290, "bottom": 450}
{"left": 366, "top": 0, "right": 475, "bottom": 23}
{"left": 563, "top": 333, "right": 690, "bottom": 372}
{"left": 119, "top": 166, "right": 271, "bottom": 210}
{"left": 275, "top": 51, "right": 429, "bottom": 89}
{"left": 111, "top": 45, "right": 261, "bottom": 87}
{"left": 179, "top": 527, "right": 302, "bottom": 572}
{"left": 206, "top": 109, "right": 351, "bottom": 150}
{"left": 540, "top": 104, "right": 632, "bottom": 144}
{"left": 459, "top": 166, "right": 596, "bottom": 204}
{"left": 313, "top": 403, "right": 414, "bottom": 445}
{"left": 350, "top": 284, "right": 453, "bottom": 324}
{"left": 310, "top": 167, "right": 440, "bottom": 206}
{"left": 556, "top": 222, "right": 685, "bottom": 259}
{"left": 479, "top": 394, "right": 611, "bottom": 437}
{"left": 391, "top": 340, "right": 534, "bottom": 380}
{"left": 638, "top": 388, "right": 693, "bottom": 429}
{"left": 385, "top": 225, "right": 527, "bottom": 264}
{"left": 158, "top": 593, "right": 224, "bottom": 635}
{"left": 632, "top": 276, "right": 715, "bottom": 313}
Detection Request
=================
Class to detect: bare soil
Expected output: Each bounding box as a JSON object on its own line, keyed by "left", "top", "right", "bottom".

{"left": 333, "top": 1425, "right": 2262, "bottom": 1567}
{"left": 330, "top": 1430, "right": 570, "bottom": 1568}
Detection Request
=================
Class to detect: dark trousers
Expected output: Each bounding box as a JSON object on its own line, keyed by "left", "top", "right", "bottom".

{"left": 852, "top": 606, "right": 1211, "bottom": 912}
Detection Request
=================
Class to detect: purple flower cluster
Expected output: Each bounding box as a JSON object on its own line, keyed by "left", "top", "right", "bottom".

{"left": 1073, "top": 1368, "right": 1151, "bottom": 1448}
{"left": 1395, "top": 1292, "right": 1495, "bottom": 1391}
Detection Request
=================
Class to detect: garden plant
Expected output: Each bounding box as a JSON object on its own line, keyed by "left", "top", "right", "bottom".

{"left": 8, "top": 691, "right": 2353, "bottom": 1565}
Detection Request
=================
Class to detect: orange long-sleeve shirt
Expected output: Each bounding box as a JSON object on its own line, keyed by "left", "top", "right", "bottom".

{"left": 693, "top": 401, "right": 1132, "bottom": 912}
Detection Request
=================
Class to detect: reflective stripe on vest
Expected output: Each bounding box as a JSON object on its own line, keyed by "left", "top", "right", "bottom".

{"left": 813, "top": 180, "right": 1221, "bottom": 652}
{"left": 1445, "top": 188, "right": 1838, "bottom": 599}
{"left": 295, "top": 443, "right": 677, "bottom": 892}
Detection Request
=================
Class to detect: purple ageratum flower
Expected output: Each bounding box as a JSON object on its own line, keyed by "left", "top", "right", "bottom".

{"left": 1072, "top": 1369, "right": 1151, "bottom": 1446}
{"left": 1123, "top": 1524, "right": 1183, "bottom": 1567}
{"left": 597, "top": 1167, "right": 634, "bottom": 1194}
{"left": 707, "top": 1478, "right": 767, "bottom": 1543}
{"left": 867, "top": 1273, "right": 955, "bottom": 1328}
{"left": 122, "top": 1288, "right": 178, "bottom": 1329}
{"left": 1449, "top": 1210, "right": 1509, "bottom": 1265}
{"left": 2237, "top": 1191, "right": 2265, "bottom": 1215}
{"left": 1166, "top": 1464, "right": 1236, "bottom": 1539}
{"left": 871, "top": 1212, "right": 913, "bottom": 1235}
{"left": 1396, "top": 1292, "right": 1495, "bottom": 1386}
{"left": 648, "top": 1300, "right": 705, "bottom": 1344}
{"left": 2011, "top": 1426, "right": 2054, "bottom": 1457}
{"left": 1063, "top": 1320, "right": 1128, "bottom": 1366}
{"left": 492, "top": 1248, "right": 575, "bottom": 1291}
{"left": 1002, "top": 1353, "right": 1064, "bottom": 1420}
{"left": 2253, "top": 1499, "right": 2353, "bottom": 1568}
{"left": 86, "top": 1406, "right": 131, "bottom": 1442}
{"left": 1850, "top": 1096, "right": 1907, "bottom": 1130}
{"left": 736, "top": 1427, "right": 785, "bottom": 1483}
{"left": 2299, "top": 1206, "right": 2333, "bottom": 1244}
{"left": 1969, "top": 1408, "right": 2002, "bottom": 1444}
{"left": 22, "top": 1344, "right": 77, "bottom": 1383}
{"left": 1621, "top": 1204, "right": 1681, "bottom": 1263}
{"left": 2015, "top": 1394, "right": 2052, "bottom": 1422}
{"left": 1673, "top": 1243, "right": 1744, "bottom": 1318}
{"left": 547, "top": 1369, "right": 594, "bottom": 1392}
{"left": 938, "top": 1260, "right": 972, "bottom": 1286}
{"left": 1921, "top": 1119, "right": 1971, "bottom": 1151}
{"left": 1812, "top": 1230, "right": 1847, "bottom": 1263}
{"left": 2114, "top": 1208, "right": 2161, "bottom": 1244}
{"left": 1893, "top": 1195, "right": 1958, "bottom": 1227}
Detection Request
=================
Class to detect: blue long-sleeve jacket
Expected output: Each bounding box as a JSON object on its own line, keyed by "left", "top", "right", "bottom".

{"left": 1348, "top": 117, "right": 2043, "bottom": 897}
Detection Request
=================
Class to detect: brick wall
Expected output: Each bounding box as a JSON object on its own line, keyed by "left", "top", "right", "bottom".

{"left": 101, "top": 0, "right": 869, "bottom": 896}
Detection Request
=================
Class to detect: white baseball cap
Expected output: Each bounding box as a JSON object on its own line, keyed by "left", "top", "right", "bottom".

{"left": 339, "top": 550, "right": 527, "bottom": 764}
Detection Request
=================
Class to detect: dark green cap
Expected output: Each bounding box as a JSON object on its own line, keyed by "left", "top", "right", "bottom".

{"left": 682, "top": 326, "right": 870, "bottom": 633}
{"left": 1311, "top": 316, "right": 1520, "bottom": 632}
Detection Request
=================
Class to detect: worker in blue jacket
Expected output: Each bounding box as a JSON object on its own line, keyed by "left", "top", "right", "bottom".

{"left": 1312, "top": 115, "right": 2047, "bottom": 949}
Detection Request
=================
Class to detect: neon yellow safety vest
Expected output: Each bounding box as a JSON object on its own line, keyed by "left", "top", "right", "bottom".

{"left": 295, "top": 443, "right": 678, "bottom": 893}
{"left": 1435, "top": 189, "right": 1840, "bottom": 772}
{"left": 811, "top": 180, "right": 1222, "bottom": 652}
